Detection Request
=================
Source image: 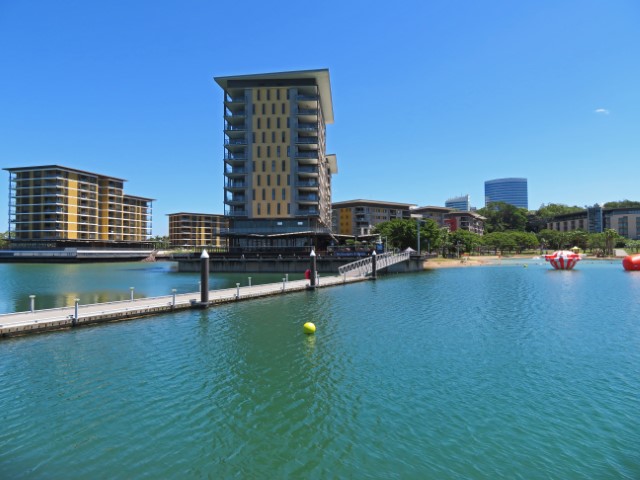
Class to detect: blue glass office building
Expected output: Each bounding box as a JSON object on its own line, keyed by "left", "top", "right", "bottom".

{"left": 484, "top": 178, "right": 528, "bottom": 209}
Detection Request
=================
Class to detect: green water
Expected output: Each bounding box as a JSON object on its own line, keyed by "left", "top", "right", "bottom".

{"left": 1, "top": 260, "right": 639, "bottom": 478}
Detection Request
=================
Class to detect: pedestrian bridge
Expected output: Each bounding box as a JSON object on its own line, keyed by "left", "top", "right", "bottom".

{"left": 338, "top": 251, "right": 411, "bottom": 278}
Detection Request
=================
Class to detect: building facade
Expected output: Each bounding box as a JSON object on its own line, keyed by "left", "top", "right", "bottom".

{"left": 484, "top": 177, "right": 528, "bottom": 209}
{"left": 547, "top": 205, "right": 640, "bottom": 239}
{"left": 214, "top": 69, "right": 337, "bottom": 251}
{"left": 411, "top": 206, "right": 452, "bottom": 228}
{"left": 168, "top": 213, "right": 228, "bottom": 249}
{"left": 331, "top": 199, "right": 415, "bottom": 236}
{"left": 5, "top": 165, "right": 153, "bottom": 247}
{"left": 445, "top": 194, "right": 470, "bottom": 211}
{"left": 444, "top": 211, "right": 486, "bottom": 235}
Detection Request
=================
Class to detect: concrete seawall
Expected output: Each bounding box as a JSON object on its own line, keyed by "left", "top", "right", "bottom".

{"left": 177, "top": 256, "right": 426, "bottom": 273}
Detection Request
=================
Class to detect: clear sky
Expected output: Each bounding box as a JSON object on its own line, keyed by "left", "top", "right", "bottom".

{"left": 1, "top": 0, "right": 638, "bottom": 235}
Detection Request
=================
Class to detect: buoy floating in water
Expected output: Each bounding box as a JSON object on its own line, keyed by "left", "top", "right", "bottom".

{"left": 544, "top": 250, "right": 581, "bottom": 270}
{"left": 303, "top": 322, "right": 316, "bottom": 334}
{"left": 622, "top": 254, "right": 640, "bottom": 271}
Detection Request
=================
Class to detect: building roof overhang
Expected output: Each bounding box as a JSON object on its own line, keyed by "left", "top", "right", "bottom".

{"left": 214, "top": 69, "right": 334, "bottom": 124}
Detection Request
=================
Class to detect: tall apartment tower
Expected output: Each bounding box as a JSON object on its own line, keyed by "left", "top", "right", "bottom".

{"left": 5, "top": 165, "right": 153, "bottom": 246}
{"left": 484, "top": 177, "right": 528, "bottom": 209}
{"left": 214, "top": 69, "right": 337, "bottom": 251}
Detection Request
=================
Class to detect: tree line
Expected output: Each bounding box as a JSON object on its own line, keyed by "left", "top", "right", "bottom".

{"left": 371, "top": 200, "right": 640, "bottom": 257}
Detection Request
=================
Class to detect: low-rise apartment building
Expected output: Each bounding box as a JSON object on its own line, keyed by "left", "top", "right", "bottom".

{"left": 168, "top": 213, "right": 228, "bottom": 248}
{"left": 547, "top": 205, "right": 640, "bottom": 239}
{"left": 4, "top": 165, "right": 153, "bottom": 247}
{"left": 332, "top": 199, "right": 415, "bottom": 236}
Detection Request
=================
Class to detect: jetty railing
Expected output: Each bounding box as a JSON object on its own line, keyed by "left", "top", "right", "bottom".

{"left": 338, "top": 251, "right": 410, "bottom": 278}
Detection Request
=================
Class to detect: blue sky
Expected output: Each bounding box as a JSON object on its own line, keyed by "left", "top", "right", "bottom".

{"left": 1, "top": 0, "right": 638, "bottom": 235}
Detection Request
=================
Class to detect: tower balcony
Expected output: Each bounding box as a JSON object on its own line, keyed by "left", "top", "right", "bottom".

{"left": 297, "top": 166, "right": 319, "bottom": 176}
{"left": 224, "top": 166, "right": 248, "bottom": 177}
{"left": 224, "top": 180, "right": 248, "bottom": 191}
{"left": 296, "top": 180, "right": 319, "bottom": 191}
{"left": 297, "top": 122, "right": 317, "bottom": 132}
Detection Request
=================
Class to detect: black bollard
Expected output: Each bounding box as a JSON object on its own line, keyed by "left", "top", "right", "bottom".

{"left": 371, "top": 251, "right": 377, "bottom": 280}
{"left": 200, "top": 249, "right": 209, "bottom": 305}
{"left": 309, "top": 249, "right": 317, "bottom": 288}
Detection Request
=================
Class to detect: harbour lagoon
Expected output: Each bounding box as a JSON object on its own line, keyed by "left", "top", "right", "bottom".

{"left": 1, "top": 259, "right": 639, "bottom": 478}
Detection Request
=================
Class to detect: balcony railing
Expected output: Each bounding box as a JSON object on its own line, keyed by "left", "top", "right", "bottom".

{"left": 225, "top": 167, "right": 248, "bottom": 175}
{"left": 298, "top": 166, "right": 319, "bottom": 174}
{"left": 298, "top": 195, "right": 319, "bottom": 202}
{"left": 224, "top": 153, "right": 247, "bottom": 161}
{"left": 295, "top": 209, "right": 319, "bottom": 216}
{"left": 295, "top": 151, "right": 318, "bottom": 159}
{"left": 296, "top": 137, "right": 318, "bottom": 144}
{"left": 224, "top": 123, "right": 246, "bottom": 131}
{"left": 224, "top": 138, "right": 247, "bottom": 145}
{"left": 297, "top": 95, "right": 318, "bottom": 101}
{"left": 225, "top": 181, "right": 247, "bottom": 189}
{"left": 297, "top": 123, "right": 317, "bottom": 131}
{"left": 296, "top": 181, "right": 319, "bottom": 188}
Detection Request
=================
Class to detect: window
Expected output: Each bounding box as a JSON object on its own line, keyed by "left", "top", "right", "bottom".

{"left": 271, "top": 104, "right": 275, "bottom": 114}
{"left": 257, "top": 90, "right": 261, "bottom": 101}
{"left": 261, "top": 104, "right": 265, "bottom": 115}
{"left": 267, "top": 203, "right": 271, "bottom": 215}
{"left": 267, "top": 146, "right": 271, "bottom": 157}
{"left": 287, "top": 203, "right": 290, "bottom": 214}
{"left": 257, "top": 176, "right": 261, "bottom": 186}
{"left": 286, "top": 118, "right": 290, "bottom": 128}
{"left": 276, "top": 89, "right": 280, "bottom": 100}
{"left": 267, "top": 118, "right": 271, "bottom": 129}
{"left": 277, "top": 146, "right": 281, "bottom": 158}
{"left": 286, "top": 89, "right": 290, "bottom": 100}
{"left": 282, "top": 188, "right": 286, "bottom": 200}
{"left": 261, "top": 132, "right": 265, "bottom": 143}
{"left": 272, "top": 189, "right": 275, "bottom": 200}
{"left": 262, "top": 161, "right": 266, "bottom": 172}
{"left": 267, "top": 175, "right": 271, "bottom": 186}
{"left": 252, "top": 104, "right": 255, "bottom": 114}
{"left": 281, "top": 103, "right": 285, "bottom": 114}
{"left": 277, "top": 203, "right": 281, "bottom": 215}
{"left": 277, "top": 174, "right": 281, "bottom": 186}
{"left": 286, "top": 175, "right": 290, "bottom": 186}
{"left": 252, "top": 189, "right": 256, "bottom": 200}
{"left": 287, "top": 146, "right": 290, "bottom": 157}
{"left": 281, "top": 160, "right": 285, "bottom": 170}
{"left": 282, "top": 131, "right": 286, "bottom": 142}
{"left": 272, "top": 132, "right": 275, "bottom": 143}
{"left": 277, "top": 118, "right": 280, "bottom": 129}
{"left": 262, "top": 189, "right": 266, "bottom": 200}
{"left": 271, "top": 160, "right": 275, "bottom": 172}
{"left": 257, "top": 118, "right": 261, "bottom": 129}
{"left": 257, "top": 146, "right": 261, "bottom": 158}
{"left": 252, "top": 132, "right": 255, "bottom": 143}
{"left": 257, "top": 203, "right": 261, "bottom": 214}
{"left": 267, "top": 89, "right": 270, "bottom": 101}
{"left": 252, "top": 161, "right": 256, "bottom": 172}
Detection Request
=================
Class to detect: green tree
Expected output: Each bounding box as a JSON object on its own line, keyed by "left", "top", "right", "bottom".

{"left": 0, "top": 231, "right": 9, "bottom": 248}
{"left": 449, "top": 229, "right": 483, "bottom": 255}
{"left": 603, "top": 200, "right": 640, "bottom": 208}
{"left": 373, "top": 218, "right": 442, "bottom": 253}
{"left": 477, "top": 202, "right": 528, "bottom": 233}
{"left": 603, "top": 228, "right": 619, "bottom": 256}
{"left": 482, "top": 232, "right": 517, "bottom": 254}
{"left": 510, "top": 231, "right": 539, "bottom": 253}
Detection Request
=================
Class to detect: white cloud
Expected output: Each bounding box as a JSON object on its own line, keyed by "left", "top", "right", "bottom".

{"left": 594, "top": 108, "right": 610, "bottom": 115}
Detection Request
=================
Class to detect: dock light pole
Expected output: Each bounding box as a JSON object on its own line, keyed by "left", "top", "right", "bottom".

{"left": 172, "top": 289, "right": 177, "bottom": 308}
{"left": 130, "top": 287, "right": 135, "bottom": 302}
{"left": 309, "top": 249, "right": 317, "bottom": 288}
{"left": 200, "top": 250, "right": 209, "bottom": 304}
{"left": 236, "top": 283, "right": 240, "bottom": 299}
{"left": 74, "top": 298, "right": 80, "bottom": 326}
{"left": 29, "top": 295, "right": 35, "bottom": 313}
{"left": 282, "top": 278, "right": 286, "bottom": 291}
{"left": 248, "top": 277, "right": 252, "bottom": 287}
{"left": 371, "top": 251, "right": 377, "bottom": 280}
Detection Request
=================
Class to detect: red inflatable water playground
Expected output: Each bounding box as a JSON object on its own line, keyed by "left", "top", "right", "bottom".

{"left": 544, "top": 250, "right": 581, "bottom": 270}
{"left": 622, "top": 254, "right": 640, "bottom": 271}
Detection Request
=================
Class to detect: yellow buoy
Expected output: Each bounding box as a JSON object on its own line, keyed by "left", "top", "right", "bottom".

{"left": 303, "top": 322, "right": 316, "bottom": 334}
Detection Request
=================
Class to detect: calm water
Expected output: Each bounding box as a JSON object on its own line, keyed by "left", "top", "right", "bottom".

{"left": 1, "top": 259, "right": 639, "bottom": 479}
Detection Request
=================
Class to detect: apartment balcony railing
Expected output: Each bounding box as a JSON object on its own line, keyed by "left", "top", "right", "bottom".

{"left": 224, "top": 153, "right": 247, "bottom": 161}
{"left": 225, "top": 96, "right": 246, "bottom": 103}
{"left": 297, "top": 123, "right": 317, "bottom": 131}
{"left": 296, "top": 181, "right": 319, "bottom": 188}
{"left": 298, "top": 166, "right": 319, "bottom": 174}
{"left": 224, "top": 138, "right": 247, "bottom": 145}
{"left": 225, "top": 209, "right": 248, "bottom": 216}
{"left": 297, "top": 95, "right": 318, "bottom": 101}
{"left": 224, "top": 123, "right": 246, "bottom": 131}
{"left": 225, "top": 181, "right": 248, "bottom": 189}
{"left": 296, "top": 137, "right": 319, "bottom": 144}
{"left": 297, "top": 108, "right": 318, "bottom": 115}
{"left": 225, "top": 196, "right": 246, "bottom": 204}
{"left": 225, "top": 167, "right": 248, "bottom": 175}
{"left": 295, "top": 151, "right": 318, "bottom": 159}
{"left": 298, "top": 195, "right": 319, "bottom": 202}
{"left": 295, "top": 209, "right": 319, "bottom": 216}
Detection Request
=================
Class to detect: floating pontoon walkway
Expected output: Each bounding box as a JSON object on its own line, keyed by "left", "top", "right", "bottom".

{"left": 0, "top": 274, "right": 366, "bottom": 338}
